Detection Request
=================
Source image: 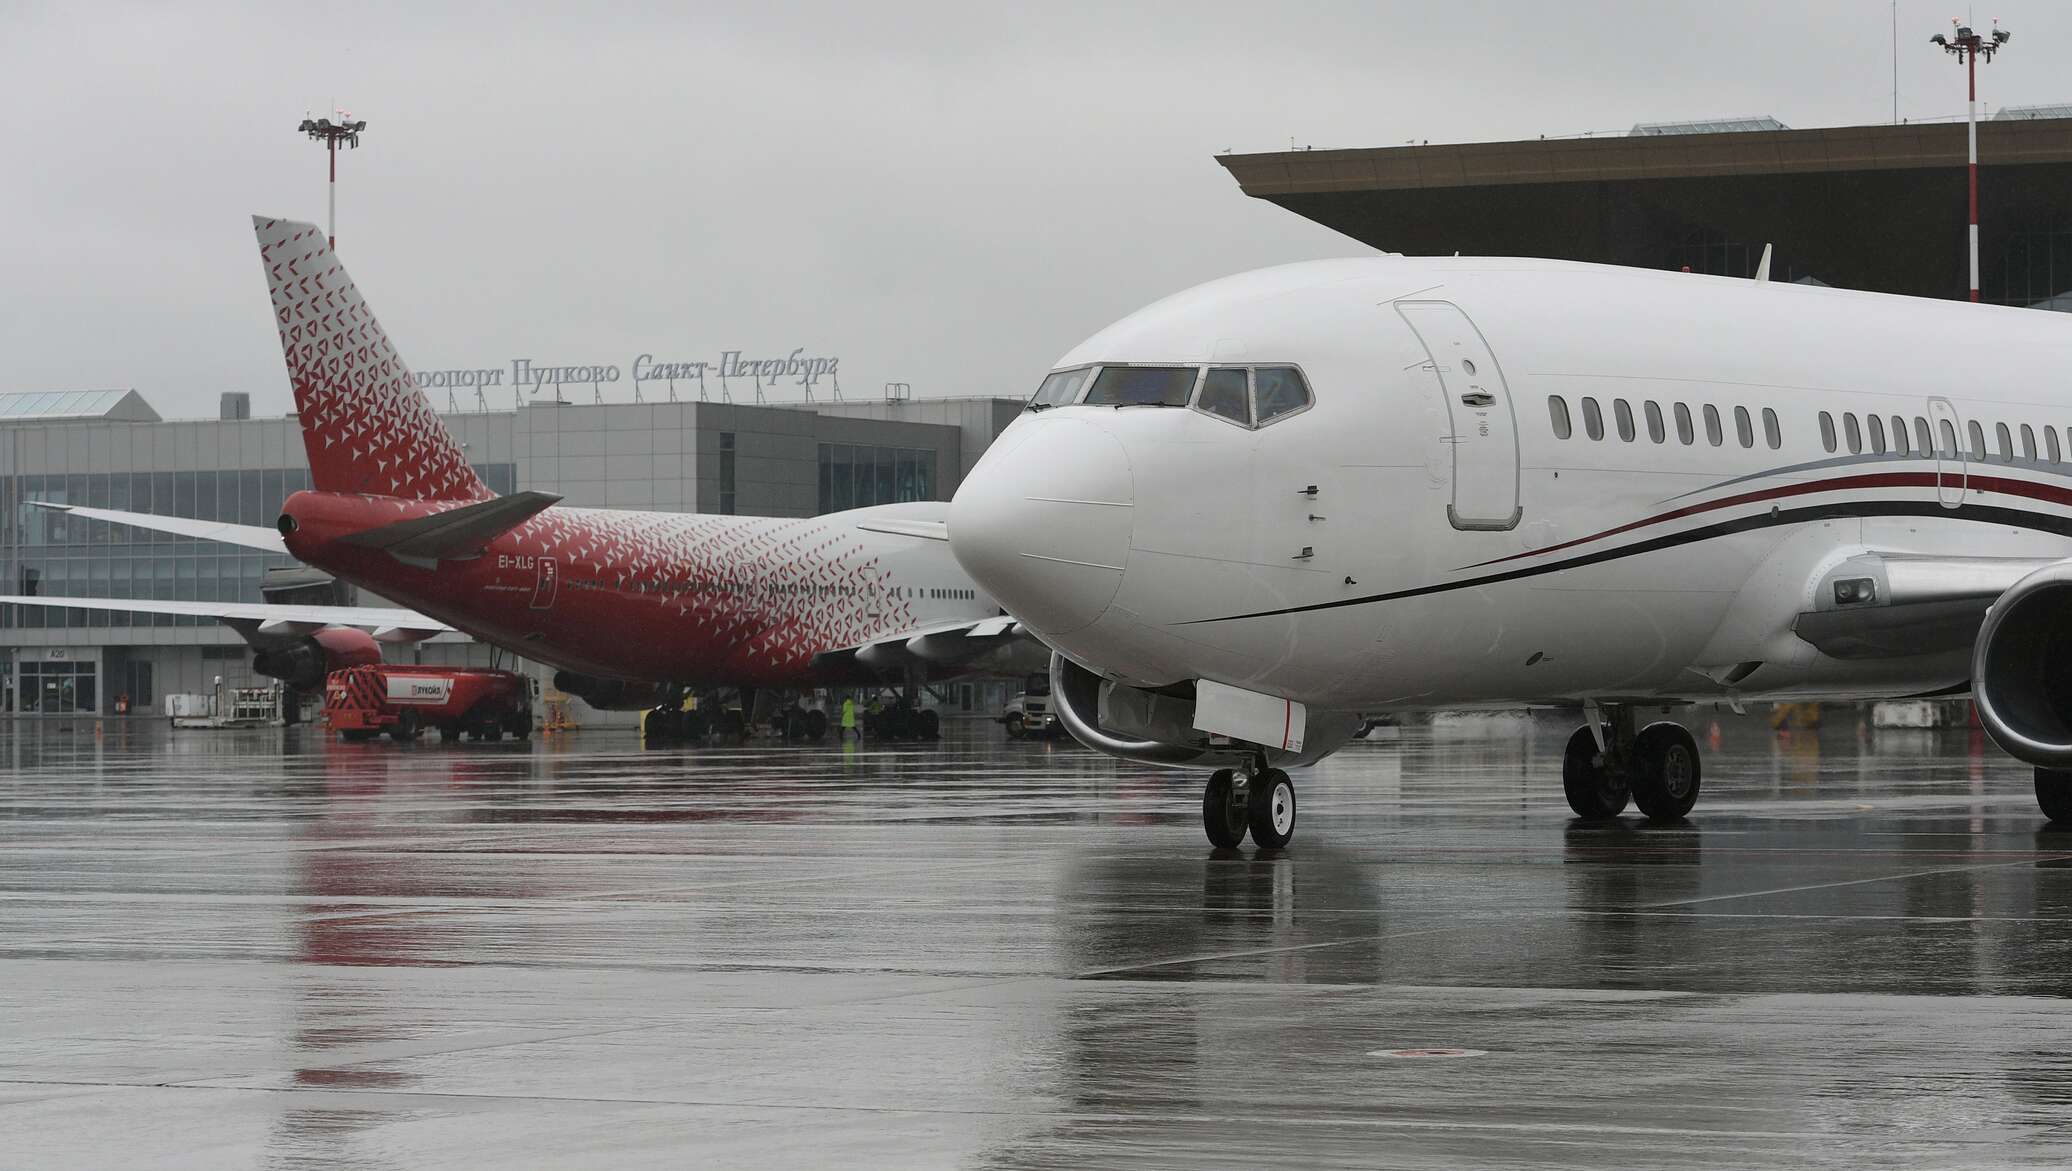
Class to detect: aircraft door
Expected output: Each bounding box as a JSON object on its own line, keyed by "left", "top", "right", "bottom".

{"left": 1927, "top": 396, "right": 1966, "bottom": 509}
{"left": 1395, "top": 300, "right": 1522, "bottom": 531}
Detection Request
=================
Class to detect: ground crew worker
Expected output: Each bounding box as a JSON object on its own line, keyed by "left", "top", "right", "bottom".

{"left": 840, "top": 695, "right": 858, "bottom": 741}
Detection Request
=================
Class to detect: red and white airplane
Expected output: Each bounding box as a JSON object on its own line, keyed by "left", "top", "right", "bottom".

{"left": 4, "top": 217, "right": 1036, "bottom": 727}
{"left": 949, "top": 255, "right": 2072, "bottom": 847}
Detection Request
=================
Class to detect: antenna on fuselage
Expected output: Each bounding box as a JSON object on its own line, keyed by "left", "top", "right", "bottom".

{"left": 1755, "top": 243, "right": 1774, "bottom": 283}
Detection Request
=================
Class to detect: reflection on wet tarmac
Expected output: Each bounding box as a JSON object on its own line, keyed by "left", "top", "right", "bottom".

{"left": 6, "top": 712, "right": 2072, "bottom": 1166}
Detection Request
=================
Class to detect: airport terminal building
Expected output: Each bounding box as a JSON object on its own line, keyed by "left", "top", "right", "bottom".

{"left": 0, "top": 390, "right": 1022, "bottom": 717}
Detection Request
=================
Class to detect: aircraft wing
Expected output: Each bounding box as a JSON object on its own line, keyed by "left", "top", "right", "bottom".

{"left": 26, "top": 501, "right": 287, "bottom": 553}
{"left": 0, "top": 595, "right": 453, "bottom": 643}
{"left": 809, "top": 615, "right": 1046, "bottom": 676}
{"left": 1792, "top": 553, "right": 2062, "bottom": 659}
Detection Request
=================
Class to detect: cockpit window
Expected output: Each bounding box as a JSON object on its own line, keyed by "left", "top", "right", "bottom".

{"left": 1197, "top": 368, "right": 1250, "bottom": 425}
{"left": 1028, "top": 367, "right": 1090, "bottom": 409}
{"left": 1252, "top": 367, "right": 1311, "bottom": 424}
{"left": 1085, "top": 365, "right": 1197, "bottom": 407}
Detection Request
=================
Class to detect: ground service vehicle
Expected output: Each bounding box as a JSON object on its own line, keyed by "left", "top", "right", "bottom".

{"left": 1001, "top": 672, "right": 1058, "bottom": 738}
{"left": 326, "top": 666, "right": 533, "bottom": 743}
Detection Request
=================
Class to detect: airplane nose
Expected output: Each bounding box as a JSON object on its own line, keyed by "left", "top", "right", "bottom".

{"left": 949, "top": 416, "right": 1134, "bottom": 636}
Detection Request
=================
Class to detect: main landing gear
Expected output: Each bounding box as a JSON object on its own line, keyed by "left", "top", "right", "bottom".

{"left": 1562, "top": 706, "right": 1701, "bottom": 822}
{"left": 1200, "top": 757, "right": 1298, "bottom": 849}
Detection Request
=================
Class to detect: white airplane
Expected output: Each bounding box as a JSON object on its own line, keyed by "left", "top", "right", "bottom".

{"left": 948, "top": 255, "right": 2072, "bottom": 848}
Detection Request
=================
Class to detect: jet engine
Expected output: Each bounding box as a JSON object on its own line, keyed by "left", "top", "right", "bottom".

{"left": 552, "top": 671, "right": 671, "bottom": 711}
{"left": 1047, "top": 652, "right": 1358, "bottom": 771}
{"left": 249, "top": 625, "right": 382, "bottom": 690}
{"left": 1974, "top": 562, "right": 2072, "bottom": 768}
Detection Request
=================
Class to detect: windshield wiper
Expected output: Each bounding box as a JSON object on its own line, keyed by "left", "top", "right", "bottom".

{"left": 1024, "top": 402, "right": 1054, "bottom": 412}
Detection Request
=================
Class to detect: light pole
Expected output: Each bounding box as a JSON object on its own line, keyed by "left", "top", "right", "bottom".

{"left": 1931, "top": 19, "right": 2011, "bottom": 303}
{"left": 297, "top": 111, "right": 367, "bottom": 250}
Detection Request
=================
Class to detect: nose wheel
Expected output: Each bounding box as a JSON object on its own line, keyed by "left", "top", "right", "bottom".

{"left": 1200, "top": 765, "right": 1297, "bottom": 849}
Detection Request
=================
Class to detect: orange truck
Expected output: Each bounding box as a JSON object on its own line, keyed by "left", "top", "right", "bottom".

{"left": 325, "top": 665, "right": 534, "bottom": 743}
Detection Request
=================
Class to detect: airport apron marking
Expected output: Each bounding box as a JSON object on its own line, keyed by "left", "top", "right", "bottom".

{"left": 1178, "top": 497, "right": 2072, "bottom": 626}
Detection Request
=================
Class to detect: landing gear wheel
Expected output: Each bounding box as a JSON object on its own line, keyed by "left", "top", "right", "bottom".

{"left": 1562, "top": 725, "right": 1630, "bottom": 819}
{"left": 1631, "top": 722, "right": 1701, "bottom": 821}
{"left": 2037, "top": 768, "right": 2072, "bottom": 824}
{"left": 388, "top": 709, "right": 421, "bottom": 742}
{"left": 1248, "top": 768, "right": 1297, "bottom": 849}
{"left": 1004, "top": 714, "right": 1026, "bottom": 740}
{"left": 1201, "top": 769, "right": 1248, "bottom": 848}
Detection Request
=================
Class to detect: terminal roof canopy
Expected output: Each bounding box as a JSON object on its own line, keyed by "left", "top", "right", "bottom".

{"left": 0, "top": 389, "right": 160, "bottom": 424}
{"left": 1216, "top": 117, "right": 2072, "bottom": 303}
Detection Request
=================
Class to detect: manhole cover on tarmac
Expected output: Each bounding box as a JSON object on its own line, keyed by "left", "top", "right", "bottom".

{"left": 1369, "top": 1048, "right": 1487, "bottom": 1058}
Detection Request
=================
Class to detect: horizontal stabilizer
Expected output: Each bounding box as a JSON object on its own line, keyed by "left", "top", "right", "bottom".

{"left": 339, "top": 491, "right": 561, "bottom": 565}
{"left": 0, "top": 594, "right": 454, "bottom": 640}
{"left": 28, "top": 501, "right": 287, "bottom": 553}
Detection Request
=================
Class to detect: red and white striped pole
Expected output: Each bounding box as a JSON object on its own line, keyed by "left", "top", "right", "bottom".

{"left": 1967, "top": 40, "right": 1979, "bottom": 302}
{"left": 1934, "top": 20, "right": 2010, "bottom": 304}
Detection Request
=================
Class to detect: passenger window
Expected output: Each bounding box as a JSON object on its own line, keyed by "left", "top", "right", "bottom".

{"left": 1614, "top": 399, "right": 1635, "bottom": 442}
{"left": 1197, "top": 368, "right": 1251, "bottom": 425}
{"left": 1998, "top": 422, "right": 2014, "bottom": 461}
{"left": 1967, "top": 420, "right": 1986, "bottom": 461}
{"left": 1029, "top": 367, "right": 1090, "bottom": 408}
{"left": 1891, "top": 416, "right": 1910, "bottom": 455}
{"left": 1252, "top": 367, "right": 1311, "bottom": 424}
{"left": 1548, "top": 395, "right": 1572, "bottom": 439}
{"left": 1582, "top": 397, "right": 1604, "bottom": 440}
{"left": 1734, "top": 405, "right": 1754, "bottom": 448}
{"left": 1703, "top": 404, "right": 1723, "bottom": 446}
{"left": 1819, "top": 411, "right": 1836, "bottom": 453}
{"left": 1868, "top": 414, "right": 1887, "bottom": 454}
{"left": 1843, "top": 413, "right": 1862, "bottom": 454}
{"left": 1937, "top": 419, "right": 1957, "bottom": 458}
{"left": 1913, "top": 417, "right": 1933, "bottom": 457}
{"left": 1762, "top": 408, "right": 1781, "bottom": 450}
{"left": 1674, "top": 402, "right": 1694, "bottom": 444}
{"left": 1644, "top": 401, "right": 1665, "bottom": 443}
{"left": 2022, "top": 424, "right": 2038, "bottom": 460}
{"left": 2050, "top": 427, "right": 2063, "bottom": 463}
{"left": 1085, "top": 365, "right": 1197, "bottom": 407}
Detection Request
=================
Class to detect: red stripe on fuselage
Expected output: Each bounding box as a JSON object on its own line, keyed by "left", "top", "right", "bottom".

{"left": 1465, "top": 470, "right": 2072, "bottom": 570}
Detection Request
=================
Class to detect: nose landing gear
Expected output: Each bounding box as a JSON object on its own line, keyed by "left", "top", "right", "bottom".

{"left": 1199, "top": 757, "right": 1298, "bottom": 849}
{"left": 1564, "top": 706, "right": 1701, "bottom": 821}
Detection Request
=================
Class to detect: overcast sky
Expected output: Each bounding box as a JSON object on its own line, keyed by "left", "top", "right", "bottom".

{"left": 4, "top": 1, "right": 2070, "bottom": 419}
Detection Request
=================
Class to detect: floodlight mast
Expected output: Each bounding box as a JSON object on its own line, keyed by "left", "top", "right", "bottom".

{"left": 297, "top": 110, "right": 367, "bottom": 249}
{"left": 1932, "top": 19, "right": 2012, "bottom": 302}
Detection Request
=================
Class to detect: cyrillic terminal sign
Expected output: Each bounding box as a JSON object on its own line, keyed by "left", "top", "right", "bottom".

{"left": 412, "top": 350, "right": 840, "bottom": 399}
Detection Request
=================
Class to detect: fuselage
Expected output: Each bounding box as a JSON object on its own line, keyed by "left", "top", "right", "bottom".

{"left": 282, "top": 494, "right": 996, "bottom": 687}
{"left": 949, "top": 256, "right": 2072, "bottom": 711}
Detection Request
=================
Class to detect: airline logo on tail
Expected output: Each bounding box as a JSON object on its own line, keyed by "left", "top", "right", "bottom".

{"left": 253, "top": 216, "right": 490, "bottom": 503}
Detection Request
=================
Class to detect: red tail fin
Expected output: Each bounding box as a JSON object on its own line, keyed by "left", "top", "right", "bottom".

{"left": 253, "top": 216, "right": 489, "bottom": 502}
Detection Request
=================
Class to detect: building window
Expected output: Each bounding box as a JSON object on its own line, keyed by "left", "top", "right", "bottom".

{"left": 816, "top": 444, "right": 937, "bottom": 514}
{"left": 1547, "top": 396, "right": 1571, "bottom": 439}
{"left": 1819, "top": 412, "right": 1836, "bottom": 453}
{"left": 718, "top": 432, "right": 736, "bottom": 515}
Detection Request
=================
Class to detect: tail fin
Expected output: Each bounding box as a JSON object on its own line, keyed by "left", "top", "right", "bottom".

{"left": 253, "top": 216, "right": 490, "bottom": 502}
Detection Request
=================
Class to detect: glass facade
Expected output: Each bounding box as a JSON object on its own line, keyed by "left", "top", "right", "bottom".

{"left": 2, "top": 463, "right": 516, "bottom": 629}
{"left": 19, "top": 658, "right": 95, "bottom": 713}
{"left": 816, "top": 444, "right": 935, "bottom": 514}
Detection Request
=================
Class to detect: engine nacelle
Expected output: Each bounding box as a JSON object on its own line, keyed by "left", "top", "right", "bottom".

{"left": 1048, "top": 652, "right": 1358, "bottom": 771}
{"left": 249, "top": 626, "right": 382, "bottom": 691}
{"left": 1974, "top": 562, "right": 2072, "bottom": 768}
{"left": 552, "top": 671, "right": 670, "bottom": 711}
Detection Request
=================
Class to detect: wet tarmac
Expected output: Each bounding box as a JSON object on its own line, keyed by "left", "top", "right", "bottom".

{"left": 5, "top": 711, "right": 2072, "bottom": 1167}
